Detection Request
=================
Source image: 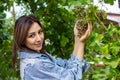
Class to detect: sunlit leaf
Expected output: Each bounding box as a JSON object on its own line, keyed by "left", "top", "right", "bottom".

{"left": 100, "top": 44, "right": 110, "bottom": 59}
{"left": 105, "top": 57, "right": 120, "bottom": 68}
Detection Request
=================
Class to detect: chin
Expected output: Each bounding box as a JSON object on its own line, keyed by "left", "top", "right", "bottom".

{"left": 36, "top": 48, "right": 42, "bottom": 52}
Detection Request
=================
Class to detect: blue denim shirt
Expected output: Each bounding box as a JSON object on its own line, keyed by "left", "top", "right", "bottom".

{"left": 18, "top": 51, "right": 90, "bottom": 80}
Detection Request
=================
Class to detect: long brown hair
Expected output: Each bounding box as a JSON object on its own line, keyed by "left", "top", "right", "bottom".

{"left": 12, "top": 15, "right": 45, "bottom": 69}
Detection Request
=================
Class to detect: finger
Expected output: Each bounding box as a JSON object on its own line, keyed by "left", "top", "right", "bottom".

{"left": 74, "top": 21, "right": 80, "bottom": 36}
{"left": 88, "top": 22, "right": 92, "bottom": 33}
{"left": 74, "top": 26, "right": 79, "bottom": 36}
{"left": 80, "top": 30, "right": 90, "bottom": 41}
{"left": 85, "top": 30, "right": 90, "bottom": 38}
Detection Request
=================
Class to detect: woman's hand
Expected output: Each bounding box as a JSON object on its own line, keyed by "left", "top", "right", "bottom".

{"left": 74, "top": 22, "right": 92, "bottom": 43}
{"left": 73, "top": 22, "right": 92, "bottom": 59}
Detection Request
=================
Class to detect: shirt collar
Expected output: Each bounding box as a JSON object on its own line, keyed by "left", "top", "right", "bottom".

{"left": 18, "top": 51, "right": 46, "bottom": 59}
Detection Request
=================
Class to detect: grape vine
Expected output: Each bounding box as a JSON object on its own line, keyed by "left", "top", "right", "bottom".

{"left": 74, "top": 4, "right": 107, "bottom": 37}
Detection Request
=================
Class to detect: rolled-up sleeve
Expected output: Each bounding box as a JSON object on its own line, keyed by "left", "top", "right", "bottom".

{"left": 23, "top": 54, "right": 90, "bottom": 80}
{"left": 69, "top": 54, "right": 90, "bottom": 73}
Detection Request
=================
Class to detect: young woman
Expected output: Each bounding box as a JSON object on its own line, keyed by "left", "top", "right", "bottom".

{"left": 12, "top": 15, "right": 92, "bottom": 80}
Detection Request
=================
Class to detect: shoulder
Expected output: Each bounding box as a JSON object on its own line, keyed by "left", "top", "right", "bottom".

{"left": 19, "top": 51, "right": 54, "bottom": 67}
{"left": 19, "top": 51, "right": 54, "bottom": 71}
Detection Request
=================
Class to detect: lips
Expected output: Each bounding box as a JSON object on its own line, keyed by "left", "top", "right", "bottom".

{"left": 35, "top": 43, "right": 42, "bottom": 47}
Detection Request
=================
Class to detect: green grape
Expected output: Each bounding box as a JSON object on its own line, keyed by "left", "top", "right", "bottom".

{"left": 74, "top": 5, "right": 107, "bottom": 37}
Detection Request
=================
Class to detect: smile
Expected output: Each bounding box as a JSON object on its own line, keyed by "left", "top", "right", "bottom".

{"left": 35, "top": 43, "right": 42, "bottom": 47}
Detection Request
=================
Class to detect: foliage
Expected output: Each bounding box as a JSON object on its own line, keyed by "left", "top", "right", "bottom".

{"left": 0, "top": 1, "right": 19, "bottom": 79}
{"left": 84, "top": 23, "right": 120, "bottom": 80}
{"left": 0, "top": 14, "right": 19, "bottom": 79}
{"left": 0, "top": 0, "right": 120, "bottom": 80}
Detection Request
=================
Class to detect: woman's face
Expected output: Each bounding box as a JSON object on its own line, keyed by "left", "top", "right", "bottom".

{"left": 25, "top": 22, "right": 44, "bottom": 52}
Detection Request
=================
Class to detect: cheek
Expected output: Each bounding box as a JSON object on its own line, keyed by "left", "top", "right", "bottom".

{"left": 25, "top": 38, "right": 34, "bottom": 47}
{"left": 41, "top": 34, "right": 44, "bottom": 40}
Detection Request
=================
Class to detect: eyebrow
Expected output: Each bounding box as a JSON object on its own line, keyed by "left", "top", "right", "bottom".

{"left": 28, "top": 28, "right": 42, "bottom": 35}
{"left": 28, "top": 32, "right": 35, "bottom": 35}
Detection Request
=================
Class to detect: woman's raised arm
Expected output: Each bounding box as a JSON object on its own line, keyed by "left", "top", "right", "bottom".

{"left": 73, "top": 23, "right": 92, "bottom": 59}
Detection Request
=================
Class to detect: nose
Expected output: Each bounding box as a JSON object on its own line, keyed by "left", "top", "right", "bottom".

{"left": 36, "top": 34, "right": 41, "bottom": 41}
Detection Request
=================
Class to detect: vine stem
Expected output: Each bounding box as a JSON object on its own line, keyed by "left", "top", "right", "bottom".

{"left": 94, "top": 11, "right": 107, "bottom": 31}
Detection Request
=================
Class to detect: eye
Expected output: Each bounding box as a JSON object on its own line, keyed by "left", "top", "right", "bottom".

{"left": 29, "top": 34, "right": 35, "bottom": 38}
{"left": 38, "top": 30, "right": 43, "bottom": 34}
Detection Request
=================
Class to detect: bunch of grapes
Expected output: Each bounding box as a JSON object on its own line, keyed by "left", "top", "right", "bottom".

{"left": 74, "top": 5, "right": 107, "bottom": 37}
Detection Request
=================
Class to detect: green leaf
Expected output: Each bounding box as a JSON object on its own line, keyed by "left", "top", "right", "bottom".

{"left": 104, "top": 0, "right": 116, "bottom": 5}
{"left": 105, "top": 57, "right": 120, "bottom": 68}
{"left": 92, "top": 33, "right": 104, "bottom": 46}
{"left": 110, "top": 46, "right": 120, "bottom": 56}
{"left": 100, "top": 44, "right": 109, "bottom": 59}
{"left": 60, "top": 35, "right": 69, "bottom": 47}
{"left": 107, "top": 23, "right": 118, "bottom": 36}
